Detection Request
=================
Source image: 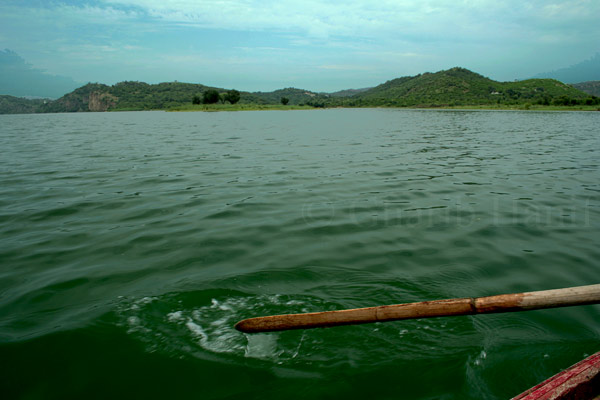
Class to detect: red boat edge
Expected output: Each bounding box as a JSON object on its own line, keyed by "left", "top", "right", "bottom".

{"left": 511, "top": 351, "right": 600, "bottom": 400}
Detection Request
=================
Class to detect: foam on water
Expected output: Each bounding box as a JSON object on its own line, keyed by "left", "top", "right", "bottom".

{"left": 117, "top": 294, "right": 321, "bottom": 362}
{"left": 115, "top": 290, "right": 484, "bottom": 371}
{"left": 245, "top": 334, "right": 281, "bottom": 359}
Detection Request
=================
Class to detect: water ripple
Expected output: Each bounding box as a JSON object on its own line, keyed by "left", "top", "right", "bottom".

{"left": 1, "top": 110, "right": 599, "bottom": 399}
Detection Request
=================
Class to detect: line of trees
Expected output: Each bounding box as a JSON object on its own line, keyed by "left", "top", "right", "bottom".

{"left": 192, "top": 89, "right": 241, "bottom": 105}
{"left": 190, "top": 91, "right": 597, "bottom": 108}
{"left": 223, "top": 90, "right": 240, "bottom": 104}
{"left": 548, "top": 95, "right": 599, "bottom": 106}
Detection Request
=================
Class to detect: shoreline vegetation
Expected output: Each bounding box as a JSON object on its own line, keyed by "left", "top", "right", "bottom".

{"left": 166, "top": 103, "right": 600, "bottom": 112}
{"left": 1, "top": 67, "right": 599, "bottom": 114}
{"left": 168, "top": 103, "right": 315, "bottom": 112}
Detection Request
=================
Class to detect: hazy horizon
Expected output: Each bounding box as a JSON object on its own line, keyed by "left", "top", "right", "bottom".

{"left": 1, "top": 0, "right": 599, "bottom": 96}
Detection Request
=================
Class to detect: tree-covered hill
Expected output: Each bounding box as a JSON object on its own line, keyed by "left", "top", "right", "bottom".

{"left": 38, "top": 83, "right": 113, "bottom": 112}
{"left": 37, "top": 81, "right": 218, "bottom": 112}
{"left": 246, "top": 87, "right": 328, "bottom": 105}
{"left": 32, "top": 81, "right": 327, "bottom": 111}
{"left": 2, "top": 81, "right": 231, "bottom": 113}
{"left": 36, "top": 82, "right": 329, "bottom": 111}
{"left": 108, "top": 81, "right": 212, "bottom": 110}
{"left": 336, "top": 67, "right": 590, "bottom": 107}
{"left": 328, "top": 87, "right": 371, "bottom": 97}
{"left": 0, "top": 95, "right": 48, "bottom": 114}
{"left": 0, "top": 67, "right": 596, "bottom": 114}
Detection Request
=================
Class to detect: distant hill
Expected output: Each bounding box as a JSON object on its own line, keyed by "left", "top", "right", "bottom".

{"left": 0, "top": 95, "right": 49, "bottom": 114}
{"left": 328, "top": 87, "right": 371, "bottom": 97}
{"left": 41, "top": 81, "right": 227, "bottom": 112}
{"left": 35, "top": 81, "right": 327, "bottom": 113}
{"left": 0, "top": 67, "right": 595, "bottom": 114}
{"left": 0, "top": 49, "right": 81, "bottom": 99}
{"left": 571, "top": 81, "right": 600, "bottom": 97}
{"left": 337, "top": 67, "right": 589, "bottom": 107}
{"left": 39, "top": 81, "right": 216, "bottom": 112}
{"left": 533, "top": 53, "right": 600, "bottom": 83}
{"left": 247, "top": 87, "right": 328, "bottom": 105}
{"left": 38, "top": 83, "right": 114, "bottom": 112}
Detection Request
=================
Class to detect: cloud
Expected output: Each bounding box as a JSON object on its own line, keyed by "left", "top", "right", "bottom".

{"left": 1, "top": 0, "right": 598, "bottom": 90}
{"left": 1, "top": 2, "right": 140, "bottom": 26}
{"left": 6, "top": 1, "right": 599, "bottom": 50}
{"left": 95, "top": 0, "right": 599, "bottom": 43}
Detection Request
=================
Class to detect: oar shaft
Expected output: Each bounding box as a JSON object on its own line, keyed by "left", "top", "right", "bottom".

{"left": 235, "top": 284, "right": 600, "bottom": 333}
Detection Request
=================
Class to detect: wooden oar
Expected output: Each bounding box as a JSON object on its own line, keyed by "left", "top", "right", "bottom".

{"left": 235, "top": 284, "right": 600, "bottom": 333}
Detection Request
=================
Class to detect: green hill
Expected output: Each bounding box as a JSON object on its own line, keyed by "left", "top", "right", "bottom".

{"left": 38, "top": 81, "right": 216, "bottom": 112}
{"left": 38, "top": 83, "right": 113, "bottom": 112}
{"left": 340, "top": 67, "right": 590, "bottom": 107}
{"left": 34, "top": 82, "right": 326, "bottom": 112}
{"left": 328, "top": 87, "right": 371, "bottom": 97}
{"left": 0, "top": 95, "right": 49, "bottom": 114}
{"left": 1, "top": 67, "right": 596, "bottom": 114}
{"left": 247, "top": 87, "right": 328, "bottom": 105}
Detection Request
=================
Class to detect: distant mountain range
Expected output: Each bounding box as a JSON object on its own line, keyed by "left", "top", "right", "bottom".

{"left": 571, "top": 81, "right": 600, "bottom": 97}
{"left": 0, "top": 67, "right": 595, "bottom": 114}
{"left": 0, "top": 49, "right": 81, "bottom": 99}
{"left": 2, "top": 48, "right": 599, "bottom": 105}
{"left": 533, "top": 53, "right": 600, "bottom": 83}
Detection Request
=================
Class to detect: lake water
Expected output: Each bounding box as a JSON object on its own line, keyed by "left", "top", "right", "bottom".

{"left": 0, "top": 109, "right": 599, "bottom": 399}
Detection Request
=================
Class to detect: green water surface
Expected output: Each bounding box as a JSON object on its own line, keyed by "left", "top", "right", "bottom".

{"left": 0, "top": 109, "right": 598, "bottom": 399}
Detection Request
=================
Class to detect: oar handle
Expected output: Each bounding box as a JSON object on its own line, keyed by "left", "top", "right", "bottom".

{"left": 235, "top": 284, "right": 600, "bottom": 333}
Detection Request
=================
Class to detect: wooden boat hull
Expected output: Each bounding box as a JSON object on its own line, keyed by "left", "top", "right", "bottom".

{"left": 511, "top": 351, "right": 600, "bottom": 400}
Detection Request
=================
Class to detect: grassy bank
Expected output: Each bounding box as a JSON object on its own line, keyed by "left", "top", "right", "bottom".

{"left": 434, "top": 104, "right": 600, "bottom": 111}
{"left": 168, "top": 103, "right": 314, "bottom": 112}
{"left": 338, "top": 104, "right": 600, "bottom": 112}
{"left": 169, "top": 103, "right": 600, "bottom": 112}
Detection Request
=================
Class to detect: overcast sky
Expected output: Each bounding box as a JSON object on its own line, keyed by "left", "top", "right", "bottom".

{"left": 1, "top": 0, "right": 598, "bottom": 92}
